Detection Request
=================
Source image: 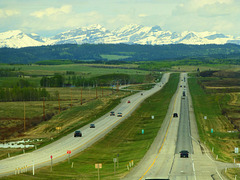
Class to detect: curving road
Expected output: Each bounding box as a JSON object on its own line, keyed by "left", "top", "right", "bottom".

{"left": 0, "top": 74, "right": 170, "bottom": 177}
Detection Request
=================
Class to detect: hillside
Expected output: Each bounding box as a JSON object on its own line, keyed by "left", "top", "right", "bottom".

{"left": 1, "top": 43, "right": 240, "bottom": 64}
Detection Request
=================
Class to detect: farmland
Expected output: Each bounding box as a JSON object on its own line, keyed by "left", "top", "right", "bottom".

{"left": 0, "top": 63, "right": 161, "bottom": 160}
{"left": 188, "top": 71, "right": 240, "bottom": 163}
{"left": 1, "top": 73, "right": 179, "bottom": 180}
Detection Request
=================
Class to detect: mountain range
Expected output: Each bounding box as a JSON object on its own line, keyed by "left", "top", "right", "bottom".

{"left": 1, "top": 24, "right": 240, "bottom": 48}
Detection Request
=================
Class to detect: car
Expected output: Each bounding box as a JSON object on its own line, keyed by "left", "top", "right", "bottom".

{"left": 110, "top": 111, "right": 115, "bottom": 116}
{"left": 173, "top": 113, "right": 178, "bottom": 117}
{"left": 183, "top": 91, "right": 186, "bottom": 96}
{"left": 128, "top": 100, "right": 131, "bottom": 103}
{"left": 180, "top": 150, "right": 189, "bottom": 158}
{"left": 90, "top": 124, "right": 95, "bottom": 128}
{"left": 184, "top": 85, "right": 186, "bottom": 88}
{"left": 180, "top": 85, "right": 182, "bottom": 87}
{"left": 141, "top": 93, "right": 143, "bottom": 95}
{"left": 74, "top": 130, "right": 82, "bottom": 137}
{"left": 117, "top": 112, "right": 122, "bottom": 117}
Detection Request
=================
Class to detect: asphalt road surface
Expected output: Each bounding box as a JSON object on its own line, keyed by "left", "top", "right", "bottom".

{"left": 0, "top": 74, "right": 170, "bottom": 177}
{"left": 124, "top": 73, "right": 237, "bottom": 180}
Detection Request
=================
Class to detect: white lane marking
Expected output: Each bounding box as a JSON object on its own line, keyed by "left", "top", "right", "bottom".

{"left": 192, "top": 158, "right": 197, "bottom": 180}
{"left": 216, "top": 169, "right": 224, "bottom": 180}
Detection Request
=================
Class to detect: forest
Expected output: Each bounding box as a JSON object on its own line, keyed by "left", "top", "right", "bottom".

{"left": 1, "top": 43, "right": 240, "bottom": 64}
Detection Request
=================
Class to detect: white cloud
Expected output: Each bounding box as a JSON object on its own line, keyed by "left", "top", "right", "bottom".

{"left": 0, "top": 9, "right": 19, "bottom": 18}
{"left": 31, "top": 5, "right": 72, "bottom": 18}
{"left": 108, "top": 14, "right": 133, "bottom": 25}
{"left": 191, "top": 0, "right": 233, "bottom": 8}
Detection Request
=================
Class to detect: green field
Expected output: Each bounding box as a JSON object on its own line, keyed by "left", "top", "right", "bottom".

{"left": 188, "top": 74, "right": 240, "bottom": 162}
{"left": 100, "top": 54, "right": 131, "bottom": 60}
{"left": 0, "top": 64, "right": 148, "bottom": 77}
{"left": 3, "top": 73, "right": 179, "bottom": 180}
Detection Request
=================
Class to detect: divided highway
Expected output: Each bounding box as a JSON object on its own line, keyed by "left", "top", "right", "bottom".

{"left": 124, "top": 73, "right": 237, "bottom": 180}
{"left": 0, "top": 74, "right": 170, "bottom": 177}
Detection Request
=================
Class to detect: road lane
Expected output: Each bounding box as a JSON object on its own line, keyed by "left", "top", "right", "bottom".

{"left": 124, "top": 73, "right": 184, "bottom": 180}
{"left": 175, "top": 96, "right": 193, "bottom": 154}
{"left": 0, "top": 74, "right": 170, "bottom": 177}
{"left": 124, "top": 73, "right": 237, "bottom": 180}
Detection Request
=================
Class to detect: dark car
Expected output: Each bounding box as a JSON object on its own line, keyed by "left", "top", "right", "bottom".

{"left": 141, "top": 93, "right": 143, "bottom": 96}
{"left": 74, "top": 130, "right": 82, "bottom": 137}
{"left": 117, "top": 112, "right": 122, "bottom": 117}
{"left": 180, "top": 85, "right": 182, "bottom": 87}
{"left": 183, "top": 91, "right": 186, "bottom": 96}
{"left": 110, "top": 111, "right": 115, "bottom": 116}
{"left": 180, "top": 150, "right": 189, "bottom": 158}
{"left": 90, "top": 124, "right": 95, "bottom": 128}
{"left": 173, "top": 113, "right": 178, "bottom": 117}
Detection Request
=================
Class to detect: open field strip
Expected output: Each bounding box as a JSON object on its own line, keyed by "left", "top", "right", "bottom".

{"left": 1, "top": 73, "right": 179, "bottom": 179}
{"left": 188, "top": 75, "right": 240, "bottom": 163}
{"left": 0, "top": 64, "right": 148, "bottom": 77}
{"left": 0, "top": 88, "right": 132, "bottom": 159}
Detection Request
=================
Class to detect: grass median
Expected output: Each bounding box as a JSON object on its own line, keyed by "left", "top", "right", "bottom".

{"left": 3, "top": 73, "right": 179, "bottom": 180}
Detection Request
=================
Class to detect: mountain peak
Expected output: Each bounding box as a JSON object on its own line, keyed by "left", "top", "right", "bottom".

{"left": 0, "top": 24, "right": 238, "bottom": 48}
{"left": 150, "top": 25, "right": 162, "bottom": 32}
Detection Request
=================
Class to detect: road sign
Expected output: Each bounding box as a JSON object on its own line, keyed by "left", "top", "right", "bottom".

{"left": 95, "top": 163, "right": 102, "bottom": 180}
{"left": 50, "top": 155, "right": 53, "bottom": 172}
{"left": 113, "top": 158, "right": 117, "bottom": 162}
{"left": 95, "top": 163, "right": 102, "bottom": 169}
{"left": 204, "top": 116, "right": 207, "bottom": 120}
{"left": 211, "top": 129, "right": 213, "bottom": 133}
{"left": 151, "top": 115, "right": 154, "bottom": 119}
{"left": 67, "top": 150, "right": 71, "bottom": 154}
{"left": 142, "top": 129, "right": 144, "bottom": 134}
{"left": 235, "top": 147, "right": 239, "bottom": 154}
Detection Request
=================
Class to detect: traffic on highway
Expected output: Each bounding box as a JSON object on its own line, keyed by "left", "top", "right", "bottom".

{"left": 0, "top": 74, "right": 170, "bottom": 177}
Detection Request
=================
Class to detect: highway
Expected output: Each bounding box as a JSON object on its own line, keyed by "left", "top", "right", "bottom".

{"left": 0, "top": 73, "right": 170, "bottom": 177}
{"left": 124, "top": 73, "right": 237, "bottom": 180}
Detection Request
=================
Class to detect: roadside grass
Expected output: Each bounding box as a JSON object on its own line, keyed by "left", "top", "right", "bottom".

{"left": 171, "top": 65, "right": 240, "bottom": 72}
{"left": 223, "top": 168, "right": 240, "bottom": 180}
{"left": 0, "top": 89, "right": 132, "bottom": 159}
{"left": 3, "top": 73, "right": 179, "bottom": 180}
{"left": 123, "top": 83, "right": 156, "bottom": 91}
{"left": 188, "top": 75, "right": 240, "bottom": 162}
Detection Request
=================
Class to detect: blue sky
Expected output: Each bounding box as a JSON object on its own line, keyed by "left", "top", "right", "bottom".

{"left": 0, "top": 0, "right": 239, "bottom": 37}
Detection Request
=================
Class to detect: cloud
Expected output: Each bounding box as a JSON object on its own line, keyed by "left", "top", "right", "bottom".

{"left": 20, "top": 10, "right": 104, "bottom": 34}
{"left": 0, "top": 9, "right": 19, "bottom": 18}
{"left": 192, "top": 0, "right": 233, "bottom": 7}
{"left": 138, "top": 14, "right": 148, "bottom": 17}
{"left": 173, "top": 0, "right": 234, "bottom": 15}
{"left": 165, "top": 0, "right": 240, "bottom": 36}
{"left": 31, "top": 5, "right": 72, "bottom": 18}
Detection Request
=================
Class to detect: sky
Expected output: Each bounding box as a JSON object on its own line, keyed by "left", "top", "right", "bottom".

{"left": 0, "top": 0, "right": 239, "bottom": 37}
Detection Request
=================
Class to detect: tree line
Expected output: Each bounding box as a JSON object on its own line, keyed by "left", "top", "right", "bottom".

{"left": 0, "top": 87, "right": 50, "bottom": 102}
{"left": 0, "top": 79, "right": 50, "bottom": 102}
{"left": 1, "top": 43, "right": 240, "bottom": 64}
{"left": 40, "top": 73, "right": 153, "bottom": 87}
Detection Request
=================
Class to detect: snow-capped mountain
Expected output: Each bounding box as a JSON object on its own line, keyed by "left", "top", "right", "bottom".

{"left": 0, "top": 30, "right": 48, "bottom": 48}
{"left": 0, "top": 24, "right": 239, "bottom": 48}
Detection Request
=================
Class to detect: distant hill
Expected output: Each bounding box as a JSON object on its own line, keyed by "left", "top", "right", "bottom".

{"left": 1, "top": 43, "right": 240, "bottom": 64}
